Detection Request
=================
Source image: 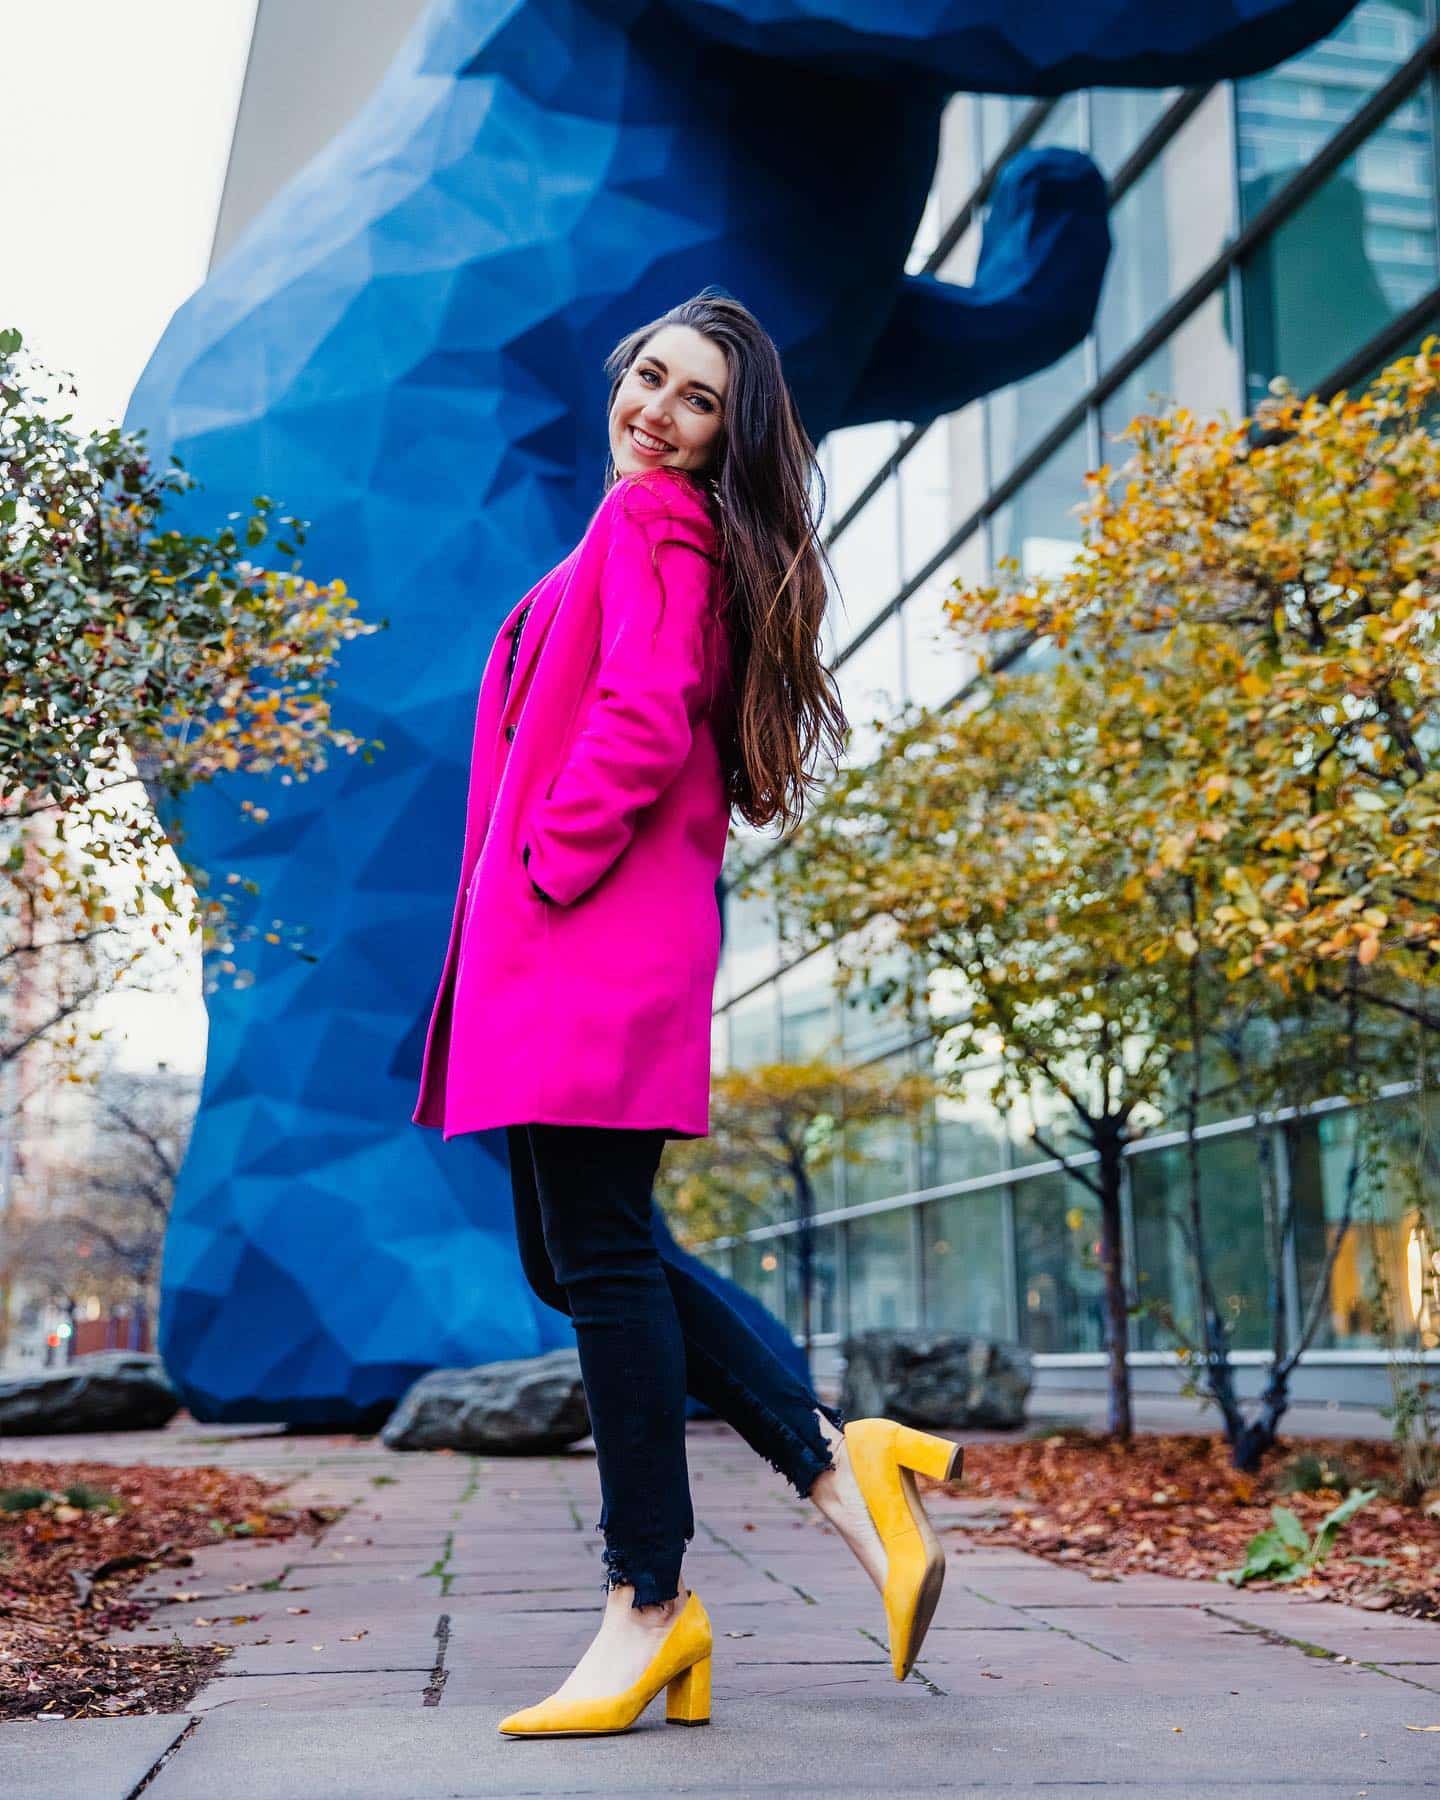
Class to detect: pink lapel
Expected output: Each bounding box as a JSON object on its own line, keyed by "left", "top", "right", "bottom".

{"left": 502, "top": 542, "right": 582, "bottom": 710}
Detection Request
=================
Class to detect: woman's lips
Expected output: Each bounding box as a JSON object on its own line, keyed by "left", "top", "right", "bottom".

{"left": 629, "top": 424, "right": 673, "bottom": 456}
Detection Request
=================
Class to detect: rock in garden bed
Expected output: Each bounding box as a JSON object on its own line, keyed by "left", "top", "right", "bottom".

{"left": 0, "top": 1352, "right": 180, "bottom": 1435}
{"left": 381, "top": 1347, "right": 590, "bottom": 1452}
{"left": 840, "top": 1329, "right": 1032, "bottom": 1429}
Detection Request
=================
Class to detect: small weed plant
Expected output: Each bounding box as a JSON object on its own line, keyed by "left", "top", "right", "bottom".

{"left": 1221, "top": 1487, "right": 1379, "bottom": 1586}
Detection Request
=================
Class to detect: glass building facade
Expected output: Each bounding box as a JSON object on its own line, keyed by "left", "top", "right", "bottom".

{"left": 704, "top": 6, "right": 1440, "bottom": 1392}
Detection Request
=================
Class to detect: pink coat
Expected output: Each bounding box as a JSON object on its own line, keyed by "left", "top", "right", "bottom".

{"left": 411, "top": 466, "right": 734, "bottom": 1141}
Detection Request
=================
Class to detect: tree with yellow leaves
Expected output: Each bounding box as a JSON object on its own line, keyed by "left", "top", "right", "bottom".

{"left": 658, "top": 1056, "right": 937, "bottom": 1359}
{"left": 977, "top": 343, "right": 1439, "bottom": 1015}
{"left": 762, "top": 657, "right": 1196, "bottom": 1440}
{"left": 0, "top": 329, "right": 382, "bottom": 1083}
{"left": 1044, "top": 343, "right": 1439, "bottom": 1468}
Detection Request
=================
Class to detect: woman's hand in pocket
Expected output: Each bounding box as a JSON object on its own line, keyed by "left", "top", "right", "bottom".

{"left": 522, "top": 840, "right": 558, "bottom": 905}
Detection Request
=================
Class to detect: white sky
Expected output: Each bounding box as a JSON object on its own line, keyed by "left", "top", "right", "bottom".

{"left": 2, "top": 1, "right": 257, "bottom": 428}
{"left": 3, "top": 1, "right": 259, "bottom": 1073}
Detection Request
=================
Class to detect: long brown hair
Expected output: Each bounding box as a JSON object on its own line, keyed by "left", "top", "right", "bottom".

{"left": 601, "top": 290, "right": 848, "bottom": 834}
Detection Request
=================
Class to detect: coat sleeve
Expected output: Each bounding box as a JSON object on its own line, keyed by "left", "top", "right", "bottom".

{"left": 521, "top": 472, "right": 721, "bottom": 907}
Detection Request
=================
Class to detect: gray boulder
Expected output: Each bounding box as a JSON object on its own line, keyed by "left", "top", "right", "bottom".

{"left": 0, "top": 1350, "right": 180, "bottom": 1434}
{"left": 840, "top": 1329, "right": 1031, "bottom": 1430}
{"left": 382, "top": 1347, "right": 590, "bottom": 1452}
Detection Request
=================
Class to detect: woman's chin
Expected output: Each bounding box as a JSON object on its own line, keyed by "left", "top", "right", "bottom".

{"left": 617, "top": 452, "right": 675, "bottom": 476}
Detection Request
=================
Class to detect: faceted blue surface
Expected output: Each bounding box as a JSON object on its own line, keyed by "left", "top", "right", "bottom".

{"left": 127, "top": 0, "right": 1350, "bottom": 1423}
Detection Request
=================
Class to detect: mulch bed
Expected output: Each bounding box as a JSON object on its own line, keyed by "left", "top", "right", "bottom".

{"left": 934, "top": 1432, "right": 1440, "bottom": 1620}
{"left": 0, "top": 1456, "right": 338, "bottom": 1721}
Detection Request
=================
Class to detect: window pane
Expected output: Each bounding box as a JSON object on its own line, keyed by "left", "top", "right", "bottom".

{"left": 897, "top": 399, "right": 987, "bottom": 582}
{"left": 978, "top": 96, "right": 1031, "bottom": 171}
{"left": 989, "top": 428, "right": 1089, "bottom": 576}
{"left": 719, "top": 879, "right": 780, "bottom": 996}
{"left": 986, "top": 340, "right": 1088, "bottom": 485}
{"left": 1154, "top": 1012, "right": 1282, "bottom": 1131}
{"left": 846, "top": 1209, "right": 918, "bottom": 1329}
{"left": 931, "top": 96, "right": 983, "bottom": 238}
{"left": 1236, "top": 0, "right": 1429, "bottom": 220}
{"left": 836, "top": 613, "right": 903, "bottom": 765}
{"left": 784, "top": 1222, "right": 841, "bottom": 1339}
{"left": 935, "top": 216, "right": 982, "bottom": 287}
{"left": 907, "top": 181, "right": 945, "bottom": 276}
{"left": 822, "top": 421, "right": 899, "bottom": 522}
{"left": 696, "top": 1242, "right": 733, "bottom": 1281}
{"left": 1034, "top": 95, "right": 1084, "bottom": 154}
{"left": 1013, "top": 1171, "right": 1106, "bottom": 1352}
{"left": 1129, "top": 1132, "right": 1271, "bottom": 1352}
{"left": 944, "top": 387, "right": 990, "bottom": 517}
{"left": 728, "top": 989, "right": 778, "bottom": 1068}
{"left": 828, "top": 478, "right": 902, "bottom": 646}
{"left": 1128, "top": 1149, "right": 1189, "bottom": 1353}
{"left": 1097, "top": 87, "right": 1236, "bottom": 372}
{"left": 733, "top": 1238, "right": 784, "bottom": 1320}
{"left": 839, "top": 944, "right": 915, "bottom": 1062}
{"left": 778, "top": 951, "right": 840, "bottom": 1061}
{"left": 845, "top": 1117, "right": 915, "bottom": 1207}
{"left": 1101, "top": 289, "right": 1240, "bottom": 438}
{"left": 1009, "top": 1081, "right": 1081, "bottom": 1170}
{"left": 1290, "top": 1094, "right": 1438, "bottom": 1351}
{"left": 1090, "top": 89, "right": 1182, "bottom": 179}
{"left": 919, "top": 1052, "right": 1008, "bottom": 1190}
{"left": 896, "top": 424, "right": 949, "bottom": 584}
{"left": 1242, "top": 94, "right": 1438, "bottom": 403}
{"left": 843, "top": 1044, "right": 920, "bottom": 1207}
{"left": 921, "top": 1190, "right": 1010, "bottom": 1335}
{"left": 1349, "top": 305, "right": 1440, "bottom": 390}
{"left": 900, "top": 533, "right": 987, "bottom": 713}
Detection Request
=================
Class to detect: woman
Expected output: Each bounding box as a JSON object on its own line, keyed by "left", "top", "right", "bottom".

{"left": 411, "top": 290, "right": 963, "bottom": 1736}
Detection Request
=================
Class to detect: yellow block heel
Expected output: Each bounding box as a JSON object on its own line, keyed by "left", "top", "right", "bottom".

{"left": 665, "top": 1650, "right": 711, "bottom": 1725}
{"left": 844, "top": 1417, "right": 964, "bottom": 1682}
{"left": 892, "top": 1421, "right": 965, "bottom": 1482}
{"left": 497, "top": 1590, "right": 713, "bottom": 1737}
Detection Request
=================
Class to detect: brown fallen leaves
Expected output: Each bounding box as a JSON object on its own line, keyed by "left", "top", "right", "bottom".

{"left": 934, "top": 1433, "right": 1440, "bottom": 1620}
{"left": 0, "top": 1457, "right": 318, "bottom": 1721}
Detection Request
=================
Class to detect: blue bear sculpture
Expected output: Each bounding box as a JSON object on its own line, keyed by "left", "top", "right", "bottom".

{"left": 127, "top": 0, "right": 1352, "bottom": 1423}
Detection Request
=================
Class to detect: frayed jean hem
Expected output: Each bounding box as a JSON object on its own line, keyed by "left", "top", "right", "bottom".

{"left": 600, "top": 1540, "right": 688, "bottom": 1609}
{"left": 756, "top": 1396, "right": 848, "bottom": 1501}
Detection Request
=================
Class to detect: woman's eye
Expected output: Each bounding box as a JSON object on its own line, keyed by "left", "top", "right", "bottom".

{"left": 634, "top": 367, "right": 713, "bottom": 413}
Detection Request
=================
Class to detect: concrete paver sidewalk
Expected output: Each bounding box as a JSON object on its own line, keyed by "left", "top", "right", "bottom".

{"left": 4, "top": 1416, "right": 1439, "bottom": 1797}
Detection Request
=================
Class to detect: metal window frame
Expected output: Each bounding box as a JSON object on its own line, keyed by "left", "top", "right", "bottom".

{"left": 706, "top": 1075, "right": 1426, "bottom": 1247}
{"left": 704, "top": 1079, "right": 1430, "bottom": 1361}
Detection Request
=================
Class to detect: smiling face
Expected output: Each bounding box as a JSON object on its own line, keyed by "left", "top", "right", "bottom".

{"left": 608, "top": 324, "right": 729, "bottom": 480}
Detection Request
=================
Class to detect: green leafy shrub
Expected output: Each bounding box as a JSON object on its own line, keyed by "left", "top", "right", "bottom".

{"left": 1274, "top": 1452, "right": 1369, "bottom": 1497}
{"left": 0, "top": 1487, "right": 54, "bottom": 1513}
{"left": 63, "top": 1482, "right": 122, "bottom": 1512}
{"left": 1220, "top": 1487, "right": 1379, "bottom": 1586}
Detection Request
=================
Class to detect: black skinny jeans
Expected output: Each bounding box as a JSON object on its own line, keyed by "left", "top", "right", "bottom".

{"left": 505, "top": 1121, "right": 845, "bottom": 1608}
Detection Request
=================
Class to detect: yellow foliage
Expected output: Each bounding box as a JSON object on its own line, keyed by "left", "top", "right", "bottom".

{"left": 765, "top": 341, "right": 1439, "bottom": 1121}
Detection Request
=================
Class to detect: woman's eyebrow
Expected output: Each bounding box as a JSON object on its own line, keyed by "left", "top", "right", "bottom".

{"left": 640, "top": 355, "right": 724, "bottom": 403}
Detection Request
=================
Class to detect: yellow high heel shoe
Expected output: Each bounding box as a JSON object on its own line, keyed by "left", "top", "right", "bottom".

{"left": 844, "top": 1417, "right": 964, "bottom": 1681}
{"left": 497, "top": 1589, "right": 712, "bottom": 1736}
